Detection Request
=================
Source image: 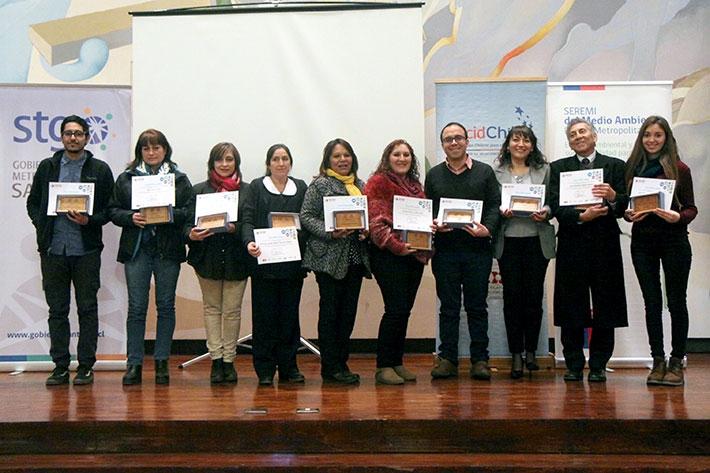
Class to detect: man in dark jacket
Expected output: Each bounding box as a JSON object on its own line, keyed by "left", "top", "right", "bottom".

{"left": 549, "top": 118, "right": 629, "bottom": 383}
{"left": 26, "top": 115, "right": 115, "bottom": 386}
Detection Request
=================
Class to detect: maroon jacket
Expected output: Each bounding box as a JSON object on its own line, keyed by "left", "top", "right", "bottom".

{"left": 364, "top": 172, "right": 431, "bottom": 264}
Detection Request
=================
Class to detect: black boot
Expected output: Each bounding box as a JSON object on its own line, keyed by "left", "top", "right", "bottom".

{"left": 526, "top": 351, "right": 540, "bottom": 371}
{"left": 511, "top": 353, "right": 523, "bottom": 379}
{"left": 122, "top": 364, "right": 142, "bottom": 385}
{"left": 210, "top": 358, "right": 224, "bottom": 384}
{"left": 222, "top": 360, "right": 238, "bottom": 384}
{"left": 155, "top": 359, "right": 169, "bottom": 385}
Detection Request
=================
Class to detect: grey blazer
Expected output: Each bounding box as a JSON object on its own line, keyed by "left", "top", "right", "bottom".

{"left": 300, "top": 175, "right": 371, "bottom": 280}
{"left": 492, "top": 162, "right": 556, "bottom": 260}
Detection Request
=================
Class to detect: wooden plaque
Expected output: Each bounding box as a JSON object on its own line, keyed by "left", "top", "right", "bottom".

{"left": 141, "top": 205, "right": 173, "bottom": 225}
{"left": 632, "top": 193, "right": 661, "bottom": 214}
{"left": 442, "top": 208, "right": 474, "bottom": 228}
{"left": 56, "top": 194, "right": 89, "bottom": 213}
{"left": 403, "top": 230, "right": 431, "bottom": 250}
{"left": 510, "top": 196, "right": 541, "bottom": 216}
{"left": 334, "top": 210, "right": 365, "bottom": 230}
{"left": 197, "top": 212, "right": 229, "bottom": 232}
{"left": 269, "top": 212, "right": 301, "bottom": 229}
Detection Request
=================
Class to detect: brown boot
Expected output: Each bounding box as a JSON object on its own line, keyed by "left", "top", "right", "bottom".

{"left": 661, "top": 356, "right": 684, "bottom": 386}
{"left": 646, "top": 356, "right": 666, "bottom": 385}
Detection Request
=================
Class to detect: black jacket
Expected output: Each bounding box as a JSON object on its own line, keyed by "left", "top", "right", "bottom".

{"left": 185, "top": 180, "right": 250, "bottom": 281}
{"left": 241, "top": 176, "right": 308, "bottom": 279}
{"left": 26, "top": 150, "right": 115, "bottom": 255}
{"left": 108, "top": 164, "right": 192, "bottom": 263}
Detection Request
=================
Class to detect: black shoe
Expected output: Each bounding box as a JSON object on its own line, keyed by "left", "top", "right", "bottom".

{"left": 210, "top": 359, "right": 224, "bottom": 384}
{"left": 525, "top": 351, "right": 540, "bottom": 371}
{"left": 222, "top": 361, "right": 238, "bottom": 383}
{"left": 155, "top": 360, "right": 169, "bottom": 385}
{"left": 323, "top": 371, "right": 359, "bottom": 385}
{"left": 588, "top": 369, "right": 607, "bottom": 383}
{"left": 511, "top": 353, "right": 523, "bottom": 379}
{"left": 258, "top": 374, "right": 274, "bottom": 386}
{"left": 46, "top": 367, "right": 69, "bottom": 386}
{"left": 73, "top": 365, "right": 94, "bottom": 385}
{"left": 280, "top": 368, "right": 305, "bottom": 383}
{"left": 342, "top": 364, "right": 361, "bottom": 381}
{"left": 563, "top": 370, "right": 583, "bottom": 381}
{"left": 122, "top": 364, "right": 142, "bottom": 385}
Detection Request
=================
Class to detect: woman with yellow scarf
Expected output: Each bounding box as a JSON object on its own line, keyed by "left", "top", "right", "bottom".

{"left": 301, "top": 138, "right": 371, "bottom": 384}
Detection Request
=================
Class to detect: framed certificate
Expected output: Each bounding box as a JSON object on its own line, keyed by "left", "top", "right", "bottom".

{"left": 323, "top": 195, "right": 368, "bottom": 231}
{"left": 56, "top": 194, "right": 90, "bottom": 213}
{"left": 196, "top": 212, "right": 229, "bottom": 232}
{"left": 442, "top": 208, "right": 474, "bottom": 228}
{"left": 631, "top": 192, "right": 663, "bottom": 214}
{"left": 509, "top": 196, "right": 542, "bottom": 216}
{"left": 141, "top": 204, "right": 173, "bottom": 224}
{"left": 402, "top": 230, "right": 431, "bottom": 250}
{"left": 268, "top": 212, "right": 301, "bottom": 229}
{"left": 334, "top": 209, "right": 366, "bottom": 230}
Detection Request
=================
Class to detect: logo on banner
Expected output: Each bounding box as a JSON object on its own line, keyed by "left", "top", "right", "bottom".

{"left": 13, "top": 111, "right": 115, "bottom": 152}
{"left": 11, "top": 110, "right": 116, "bottom": 198}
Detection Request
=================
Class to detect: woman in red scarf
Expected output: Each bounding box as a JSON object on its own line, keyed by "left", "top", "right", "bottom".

{"left": 364, "top": 139, "right": 431, "bottom": 385}
{"left": 187, "top": 142, "right": 250, "bottom": 384}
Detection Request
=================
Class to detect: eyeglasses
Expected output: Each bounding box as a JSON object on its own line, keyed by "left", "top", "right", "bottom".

{"left": 62, "top": 131, "right": 86, "bottom": 138}
{"left": 442, "top": 135, "right": 467, "bottom": 145}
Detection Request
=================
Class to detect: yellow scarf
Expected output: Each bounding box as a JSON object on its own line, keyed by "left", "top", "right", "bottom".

{"left": 326, "top": 169, "right": 361, "bottom": 196}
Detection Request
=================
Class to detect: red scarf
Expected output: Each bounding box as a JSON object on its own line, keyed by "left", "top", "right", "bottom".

{"left": 209, "top": 169, "right": 240, "bottom": 192}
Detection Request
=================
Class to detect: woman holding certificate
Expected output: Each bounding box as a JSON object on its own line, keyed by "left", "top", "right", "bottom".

{"left": 243, "top": 144, "right": 308, "bottom": 386}
{"left": 624, "top": 116, "right": 697, "bottom": 386}
{"left": 493, "top": 125, "right": 555, "bottom": 379}
{"left": 109, "top": 129, "right": 193, "bottom": 385}
{"left": 364, "top": 139, "right": 430, "bottom": 385}
{"left": 186, "top": 142, "right": 249, "bottom": 385}
{"left": 301, "top": 138, "right": 371, "bottom": 385}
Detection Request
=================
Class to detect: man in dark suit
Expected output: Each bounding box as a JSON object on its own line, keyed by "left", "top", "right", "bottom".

{"left": 549, "top": 118, "right": 629, "bottom": 382}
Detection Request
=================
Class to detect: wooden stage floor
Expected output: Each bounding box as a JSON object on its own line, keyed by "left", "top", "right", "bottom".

{"left": 1, "top": 354, "right": 709, "bottom": 471}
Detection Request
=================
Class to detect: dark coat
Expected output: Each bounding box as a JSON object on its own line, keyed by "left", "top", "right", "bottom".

{"left": 241, "top": 176, "right": 308, "bottom": 279}
{"left": 108, "top": 164, "right": 192, "bottom": 264}
{"left": 185, "top": 180, "right": 250, "bottom": 281}
{"left": 549, "top": 153, "right": 629, "bottom": 329}
{"left": 26, "top": 150, "right": 115, "bottom": 255}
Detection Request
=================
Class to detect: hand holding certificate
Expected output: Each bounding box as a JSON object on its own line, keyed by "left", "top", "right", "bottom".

{"left": 323, "top": 195, "right": 369, "bottom": 232}
{"left": 558, "top": 169, "right": 603, "bottom": 207}
{"left": 194, "top": 191, "right": 239, "bottom": 233}
{"left": 501, "top": 183, "right": 545, "bottom": 217}
{"left": 47, "top": 182, "right": 95, "bottom": 216}
{"left": 254, "top": 227, "right": 301, "bottom": 265}
{"left": 132, "top": 174, "right": 176, "bottom": 224}
{"left": 393, "top": 196, "right": 433, "bottom": 250}
{"left": 436, "top": 197, "right": 483, "bottom": 228}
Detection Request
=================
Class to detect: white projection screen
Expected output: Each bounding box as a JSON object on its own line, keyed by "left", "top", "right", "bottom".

{"left": 131, "top": 3, "right": 425, "bottom": 183}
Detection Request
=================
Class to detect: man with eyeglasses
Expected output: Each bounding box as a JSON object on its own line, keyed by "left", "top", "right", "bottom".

{"left": 548, "top": 117, "right": 628, "bottom": 383}
{"left": 425, "top": 122, "right": 501, "bottom": 380}
{"left": 27, "top": 115, "right": 115, "bottom": 386}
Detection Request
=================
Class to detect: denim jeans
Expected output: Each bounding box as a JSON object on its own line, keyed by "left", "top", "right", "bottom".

{"left": 631, "top": 234, "right": 692, "bottom": 359}
{"left": 40, "top": 251, "right": 101, "bottom": 369}
{"left": 124, "top": 249, "right": 181, "bottom": 365}
{"left": 431, "top": 249, "right": 492, "bottom": 363}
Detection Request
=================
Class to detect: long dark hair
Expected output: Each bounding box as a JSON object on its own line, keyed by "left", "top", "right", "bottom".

{"left": 207, "top": 142, "right": 241, "bottom": 179}
{"left": 494, "top": 125, "right": 546, "bottom": 169}
{"left": 373, "top": 139, "right": 420, "bottom": 181}
{"left": 319, "top": 138, "right": 359, "bottom": 179}
{"left": 128, "top": 129, "right": 174, "bottom": 170}
{"left": 265, "top": 144, "right": 293, "bottom": 176}
{"left": 625, "top": 115, "right": 680, "bottom": 191}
